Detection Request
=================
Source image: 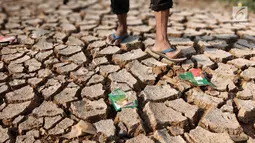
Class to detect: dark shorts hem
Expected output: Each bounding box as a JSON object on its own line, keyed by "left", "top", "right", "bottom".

{"left": 111, "top": 0, "right": 129, "bottom": 15}
{"left": 150, "top": 1, "right": 173, "bottom": 11}
{"left": 112, "top": 10, "right": 129, "bottom": 15}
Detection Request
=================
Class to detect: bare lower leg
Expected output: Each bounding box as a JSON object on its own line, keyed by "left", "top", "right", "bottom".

{"left": 152, "top": 9, "right": 176, "bottom": 58}
{"left": 115, "top": 14, "right": 128, "bottom": 36}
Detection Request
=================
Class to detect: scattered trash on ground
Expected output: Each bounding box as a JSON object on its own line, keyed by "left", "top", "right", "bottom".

{"left": 0, "top": 35, "right": 17, "bottom": 45}
{"left": 62, "top": 120, "right": 96, "bottom": 139}
{"left": 179, "top": 68, "right": 216, "bottom": 88}
{"left": 108, "top": 89, "right": 138, "bottom": 111}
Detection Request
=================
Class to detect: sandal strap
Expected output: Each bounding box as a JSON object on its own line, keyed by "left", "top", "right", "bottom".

{"left": 159, "top": 48, "right": 176, "bottom": 54}
{"left": 111, "top": 33, "right": 128, "bottom": 42}
{"left": 111, "top": 33, "right": 121, "bottom": 40}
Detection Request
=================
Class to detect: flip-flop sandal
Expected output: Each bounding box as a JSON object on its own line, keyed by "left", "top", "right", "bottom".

{"left": 106, "top": 33, "right": 128, "bottom": 45}
{"left": 145, "top": 46, "right": 181, "bottom": 59}
{"left": 146, "top": 47, "right": 187, "bottom": 63}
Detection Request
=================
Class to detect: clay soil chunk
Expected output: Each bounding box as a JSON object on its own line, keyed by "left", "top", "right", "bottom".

{"left": 0, "top": 73, "right": 8, "bottom": 82}
{"left": 140, "top": 84, "right": 179, "bottom": 103}
{"left": 38, "top": 78, "right": 62, "bottom": 99}
{"left": 16, "top": 135, "right": 36, "bottom": 143}
{"left": 176, "top": 45, "right": 196, "bottom": 57}
{"left": 199, "top": 107, "right": 242, "bottom": 135}
{"left": 210, "top": 74, "right": 236, "bottom": 92}
{"left": 9, "top": 79, "right": 25, "bottom": 88}
{"left": 2, "top": 53, "right": 24, "bottom": 64}
{"left": 154, "top": 129, "right": 186, "bottom": 143}
{"left": 70, "top": 98, "right": 107, "bottom": 121}
{"left": 191, "top": 54, "right": 215, "bottom": 68}
{"left": 165, "top": 99, "right": 200, "bottom": 124}
{"left": 207, "top": 40, "right": 229, "bottom": 50}
{"left": 0, "top": 61, "right": 4, "bottom": 71}
{"left": 7, "top": 63, "right": 24, "bottom": 73}
{"left": 125, "top": 134, "right": 154, "bottom": 143}
{"left": 54, "top": 83, "right": 79, "bottom": 105}
{"left": 204, "top": 48, "right": 232, "bottom": 63}
{"left": 18, "top": 116, "right": 43, "bottom": 131}
{"left": 94, "top": 119, "right": 116, "bottom": 138}
{"left": 99, "top": 65, "right": 120, "bottom": 77}
{"left": 61, "top": 23, "right": 76, "bottom": 33}
{"left": 0, "top": 83, "right": 8, "bottom": 94}
{"left": 5, "top": 85, "right": 34, "bottom": 103}
{"left": 81, "top": 35, "right": 99, "bottom": 44}
{"left": 0, "top": 126, "right": 9, "bottom": 142}
{"left": 66, "top": 36, "right": 85, "bottom": 46}
{"left": 230, "top": 48, "right": 254, "bottom": 58}
{"left": 97, "top": 46, "right": 120, "bottom": 57}
{"left": 120, "top": 35, "right": 143, "bottom": 51}
{"left": 92, "top": 57, "right": 109, "bottom": 66}
{"left": 112, "top": 49, "right": 147, "bottom": 67}
{"left": 48, "top": 118, "right": 74, "bottom": 135}
{"left": 128, "top": 25, "right": 153, "bottom": 33}
{"left": 32, "top": 101, "right": 63, "bottom": 117}
{"left": 24, "top": 58, "right": 41, "bottom": 72}
{"left": 240, "top": 67, "right": 255, "bottom": 81}
{"left": 210, "top": 63, "right": 238, "bottom": 91}
{"left": 55, "top": 63, "right": 79, "bottom": 74}
{"left": 141, "top": 58, "right": 167, "bottom": 74}
{"left": 109, "top": 69, "right": 138, "bottom": 89}
{"left": 87, "top": 40, "right": 106, "bottom": 50}
{"left": 236, "top": 39, "right": 255, "bottom": 49}
{"left": 81, "top": 83, "right": 105, "bottom": 100}
{"left": 186, "top": 88, "right": 224, "bottom": 109}
{"left": 227, "top": 58, "right": 255, "bottom": 69}
{"left": 70, "top": 67, "right": 94, "bottom": 83}
{"left": 168, "top": 126, "right": 184, "bottom": 136}
{"left": 126, "top": 60, "right": 156, "bottom": 85}
{"left": 143, "top": 102, "right": 188, "bottom": 131}
{"left": 32, "top": 38, "right": 53, "bottom": 51}
{"left": 115, "top": 108, "right": 145, "bottom": 137}
{"left": 44, "top": 115, "right": 62, "bottom": 130}
{"left": 61, "top": 52, "right": 87, "bottom": 65}
{"left": 168, "top": 37, "right": 194, "bottom": 46}
{"left": 86, "top": 74, "right": 104, "bottom": 85}
{"left": 234, "top": 98, "right": 255, "bottom": 123}
{"left": 57, "top": 46, "right": 82, "bottom": 57}
{"left": 185, "top": 126, "right": 234, "bottom": 143}
{"left": 110, "top": 82, "right": 132, "bottom": 92}
{"left": 237, "top": 82, "right": 255, "bottom": 100}
{"left": 0, "top": 101, "right": 31, "bottom": 119}
{"left": 54, "top": 32, "right": 67, "bottom": 43}
{"left": 35, "top": 50, "right": 53, "bottom": 62}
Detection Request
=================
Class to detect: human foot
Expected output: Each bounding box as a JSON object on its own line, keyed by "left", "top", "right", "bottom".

{"left": 107, "top": 25, "right": 128, "bottom": 45}
{"left": 151, "top": 40, "right": 180, "bottom": 59}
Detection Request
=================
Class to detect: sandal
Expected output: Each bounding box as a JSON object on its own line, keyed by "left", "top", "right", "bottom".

{"left": 106, "top": 33, "right": 128, "bottom": 45}
{"left": 146, "top": 47, "right": 187, "bottom": 63}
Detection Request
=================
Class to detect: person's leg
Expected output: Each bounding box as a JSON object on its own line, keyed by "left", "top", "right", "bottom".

{"left": 151, "top": 0, "right": 180, "bottom": 58}
{"left": 115, "top": 14, "right": 128, "bottom": 39}
{"left": 108, "top": 0, "right": 129, "bottom": 45}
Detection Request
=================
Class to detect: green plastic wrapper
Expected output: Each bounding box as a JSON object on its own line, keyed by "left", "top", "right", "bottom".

{"left": 108, "top": 89, "right": 138, "bottom": 111}
{"left": 179, "top": 68, "right": 216, "bottom": 88}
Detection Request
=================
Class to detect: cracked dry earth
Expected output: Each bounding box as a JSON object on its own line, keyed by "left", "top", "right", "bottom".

{"left": 0, "top": 0, "right": 255, "bottom": 142}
